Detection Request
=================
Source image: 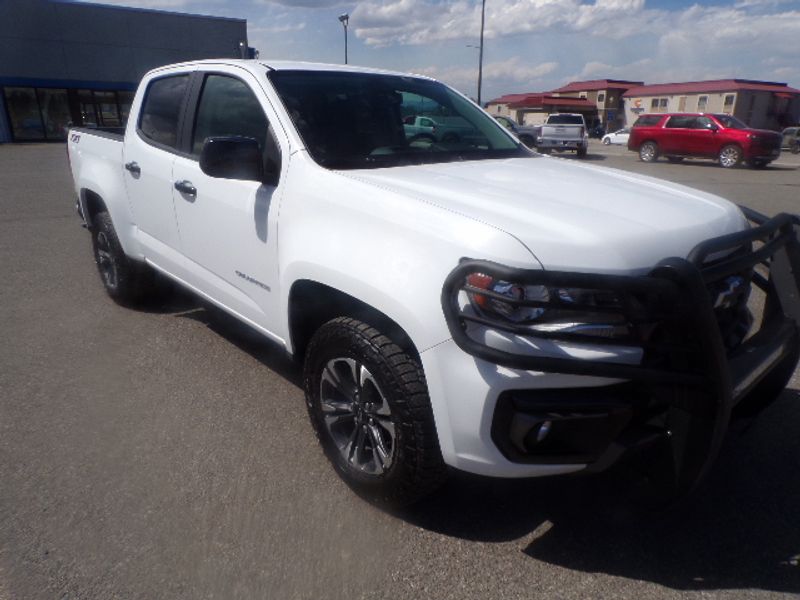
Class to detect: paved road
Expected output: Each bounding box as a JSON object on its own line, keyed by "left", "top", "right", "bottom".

{"left": 1, "top": 143, "right": 799, "bottom": 599}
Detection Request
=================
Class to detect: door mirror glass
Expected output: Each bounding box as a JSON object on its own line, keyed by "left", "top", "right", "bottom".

{"left": 199, "top": 136, "right": 263, "bottom": 182}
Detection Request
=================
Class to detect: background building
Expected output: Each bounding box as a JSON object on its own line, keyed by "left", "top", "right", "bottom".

{"left": 486, "top": 92, "right": 596, "bottom": 127}
{"left": 548, "top": 79, "right": 642, "bottom": 132}
{"left": 623, "top": 79, "right": 800, "bottom": 130}
{"left": 0, "top": 0, "right": 249, "bottom": 143}
{"left": 486, "top": 79, "right": 642, "bottom": 132}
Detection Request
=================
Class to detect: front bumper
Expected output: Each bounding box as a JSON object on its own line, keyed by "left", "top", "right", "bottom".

{"left": 437, "top": 207, "right": 800, "bottom": 493}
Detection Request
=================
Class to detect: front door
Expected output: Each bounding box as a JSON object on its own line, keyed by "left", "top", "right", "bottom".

{"left": 170, "top": 69, "right": 286, "bottom": 335}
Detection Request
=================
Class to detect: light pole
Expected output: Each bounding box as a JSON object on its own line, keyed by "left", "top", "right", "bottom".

{"left": 477, "top": 0, "right": 486, "bottom": 106}
{"left": 338, "top": 13, "right": 349, "bottom": 65}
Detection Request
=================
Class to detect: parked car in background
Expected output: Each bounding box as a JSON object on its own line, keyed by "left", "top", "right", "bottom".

{"left": 493, "top": 115, "right": 539, "bottom": 148}
{"left": 628, "top": 113, "right": 782, "bottom": 168}
{"left": 602, "top": 128, "right": 630, "bottom": 145}
{"left": 403, "top": 115, "right": 483, "bottom": 145}
{"left": 589, "top": 124, "right": 605, "bottom": 139}
{"left": 781, "top": 127, "right": 800, "bottom": 154}
{"left": 536, "top": 113, "right": 588, "bottom": 157}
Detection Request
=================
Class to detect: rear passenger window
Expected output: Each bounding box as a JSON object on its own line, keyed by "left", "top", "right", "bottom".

{"left": 633, "top": 115, "right": 661, "bottom": 127}
{"left": 138, "top": 75, "right": 190, "bottom": 149}
{"left": 192, "top": 75, "right": 268, "bottom": 156}
{"left": 665, "top": 116, "right": 694, "bottom": 128}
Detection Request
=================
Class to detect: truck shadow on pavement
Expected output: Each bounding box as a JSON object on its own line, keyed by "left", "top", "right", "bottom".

{"left": 165, "top": 294, "right": 799, "bottom": 594}
{"left": 397, "top": 392, "right": 800, "bottom": 593}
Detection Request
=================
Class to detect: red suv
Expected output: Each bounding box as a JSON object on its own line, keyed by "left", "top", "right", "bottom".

{"left": 627, "top": 113, "right": 782, "bottom": 168}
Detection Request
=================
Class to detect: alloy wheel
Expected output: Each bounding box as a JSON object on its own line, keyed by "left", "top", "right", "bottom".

{"left": 319, "top": 357, "right": 396, "bottom": 475}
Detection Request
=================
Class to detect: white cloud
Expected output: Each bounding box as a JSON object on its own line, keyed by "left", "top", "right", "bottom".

{"left": 412, "top": 57, "right": 558, "bottom": 95}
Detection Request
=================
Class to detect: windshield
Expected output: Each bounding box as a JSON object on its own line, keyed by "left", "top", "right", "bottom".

{"left": 547, "top": 115, "right": 584, "bottom": 125}
{"left": 713, "top": 114, "right": 748, "bottom": 129}
{"left": 268, "top": 70, "right": 527, "bottom": 170}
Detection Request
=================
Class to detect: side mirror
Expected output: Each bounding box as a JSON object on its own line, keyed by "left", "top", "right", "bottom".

{"left": 707, "top": 124, "right": 719, "bottom": 132}
{"left": 200, "top": 136, "right": 263, "bottom": 182}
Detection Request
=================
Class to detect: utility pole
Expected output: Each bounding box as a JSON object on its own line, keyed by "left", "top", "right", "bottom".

{"left": 477, "top": 0, "right": 486, "bottom": 106}
{"left": 338, "top": 14, "right": 349, "bottom": 64}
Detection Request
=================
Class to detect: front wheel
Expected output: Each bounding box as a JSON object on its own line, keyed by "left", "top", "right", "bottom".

{"left": 602, "top": 137, "right": 611, "bottom": 145}
{"left": 718, "top": 144, "right": 742, "bottom": 168}
{"left": 303, "top": 317, "right": 446, "bottom": 506}
{"left": 791, "top": 143, "right": 800, "bottom": 155}
{"left": 639, "top": 141, "right": 659, "bottom": 162}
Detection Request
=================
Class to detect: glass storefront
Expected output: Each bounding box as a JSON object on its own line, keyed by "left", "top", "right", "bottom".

{"left": 2, "top": 86, "right": 135, "bottom": 141}
{"left": 4, "top": 87, "right": 45, "bottom": 140}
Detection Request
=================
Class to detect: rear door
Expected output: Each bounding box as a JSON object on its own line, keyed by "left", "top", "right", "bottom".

{"left": 661, "top": 115, "right": 694, "bottom": 154}
{"left": 123, "top": 70, "right": 193, "bottom": 268}
{"left": 170, "top": 67, "right": 287, "bottom": 334}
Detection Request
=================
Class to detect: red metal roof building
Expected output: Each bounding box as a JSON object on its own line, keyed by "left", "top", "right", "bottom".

{"left": 487, "top": 79, "right": 642, "bottom": 131}
{"left": 622, "top": 79, "right": 800, "bottom": 130}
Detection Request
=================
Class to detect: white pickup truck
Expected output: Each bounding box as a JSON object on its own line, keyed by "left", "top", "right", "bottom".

{"left": 536, "top": 113, "right": 589, "bottom": 157}
{"left": 68, "top": 59, "right": 800, "bottom": 506}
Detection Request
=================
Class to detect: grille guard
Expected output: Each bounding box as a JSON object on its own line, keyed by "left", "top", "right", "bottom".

{"left": 441, "top": 207, "right": 800, "bottom": 392}
{"left": 441, "top": 207, "right": 800, "bottom": 500}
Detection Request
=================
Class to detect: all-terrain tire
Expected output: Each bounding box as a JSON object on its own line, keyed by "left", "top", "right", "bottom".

{"left": 91, "top": 211, "right": 162, "bottom": 306}
{"left": 303, "top": 317, "right": 446, "bottom": 506}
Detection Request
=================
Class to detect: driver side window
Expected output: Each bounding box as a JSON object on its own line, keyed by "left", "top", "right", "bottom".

{"left": 192, "top": 74, "right": 269, "bottom": 156}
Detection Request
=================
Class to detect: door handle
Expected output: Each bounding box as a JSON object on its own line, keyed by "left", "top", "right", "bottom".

{"left": 124, "top": 161, "right": 141, "bottom": 175}
{"left": 174, "top": 180, "right": 197, "bottom": 197}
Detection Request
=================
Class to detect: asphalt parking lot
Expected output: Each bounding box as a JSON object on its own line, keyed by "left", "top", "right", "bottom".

{"left": 2, "top": 142, "right": 800, "bottom": 600}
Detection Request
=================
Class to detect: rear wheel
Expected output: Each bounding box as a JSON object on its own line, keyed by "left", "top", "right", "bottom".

{"left": 576, "top": 147, "right": 588, "bottom": 158}
{"left": 718, "top": 144, "right": 742, "bottom": 168}
{"left": 91, "top": 211, "right": 163, "bottom": 306}
{"left": 639, "top": 141, "right": 659, "bottom": 162}
{"left": 791, "top": 142, "right": 800, "bottom": 154}
{"left": 602, "top": 137, "right": 611, "bottom": 145}
{"left": 303, "top": 317, "right": 446, "bottom": 506}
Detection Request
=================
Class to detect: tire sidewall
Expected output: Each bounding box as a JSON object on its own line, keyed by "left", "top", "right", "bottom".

{"left": 91, "top": 213, "right": 124, "bottom": 300}
{"left": 303, "top": 321, "right": 415, "bottom": 494}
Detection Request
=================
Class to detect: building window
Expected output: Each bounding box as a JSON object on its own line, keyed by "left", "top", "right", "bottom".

{"left": 650, "top": 97, "right": 668, "bottom": 112}
{"left": 723, "top": 94, "right": 735, "bottom": 114}
{"left": 2, "top": 87, "right": 70, "bottom": 141}
{"left": 597, "top": 93, "right": 605, "bottom": 103}
{"left": 698, "top": 95, "right": 708, "bottom": 111}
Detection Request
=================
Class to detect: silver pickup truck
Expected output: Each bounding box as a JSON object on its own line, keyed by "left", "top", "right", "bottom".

{"left": 537, "top": 113, "right": 589, "bottom": 157}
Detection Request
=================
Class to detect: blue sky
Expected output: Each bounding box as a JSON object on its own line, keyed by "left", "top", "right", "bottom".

{"left": 84, "top": 0, "right": 800, "bottom": 101}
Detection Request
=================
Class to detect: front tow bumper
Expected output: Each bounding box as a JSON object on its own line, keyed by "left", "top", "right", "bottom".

{"left": 440, "top": 207, "right": 800, "bottom": 496}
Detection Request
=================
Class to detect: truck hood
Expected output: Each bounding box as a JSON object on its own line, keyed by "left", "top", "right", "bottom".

{"left": 343, "top": 156, "right": 747, "bottom": 273}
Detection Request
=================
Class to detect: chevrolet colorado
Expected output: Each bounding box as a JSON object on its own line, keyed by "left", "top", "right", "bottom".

{"left": 68, "top": 60, "right": 800, "bottom": 506}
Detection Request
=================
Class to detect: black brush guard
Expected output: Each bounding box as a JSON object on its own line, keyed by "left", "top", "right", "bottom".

{"left": 441, "top": 207, "right": 800, "bottom": 500}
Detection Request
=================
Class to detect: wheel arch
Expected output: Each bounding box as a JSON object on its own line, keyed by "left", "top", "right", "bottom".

{"left": 80, "top": 188, "right": 107, "bottom": 229}
{"left": 288, "top": 279, "right": 420, "bottom": 362}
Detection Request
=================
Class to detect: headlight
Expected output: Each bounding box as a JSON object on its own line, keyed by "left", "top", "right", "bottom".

{"left": 465, "top": 273, "right": 629, "bottom": 338}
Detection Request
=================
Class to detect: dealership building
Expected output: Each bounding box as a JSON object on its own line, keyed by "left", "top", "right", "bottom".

{"left": 0, "top": 0, "right": 249, "bottom": 143}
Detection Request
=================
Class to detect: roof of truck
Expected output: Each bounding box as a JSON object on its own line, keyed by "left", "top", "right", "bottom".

{"left": 152, "top": 59, "right": 432, "bottom": 80}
